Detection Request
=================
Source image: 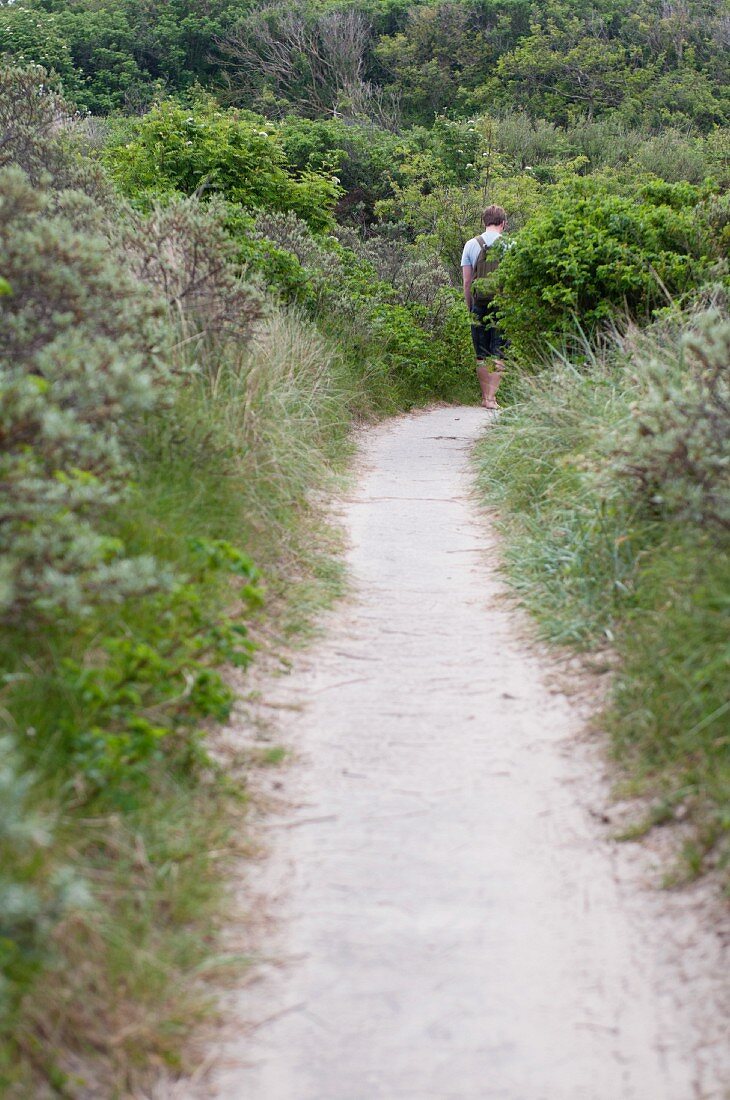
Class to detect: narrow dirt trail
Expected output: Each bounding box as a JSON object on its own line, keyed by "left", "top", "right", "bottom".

{"left": 183, "top": 407, "right": 728, "bottom": 1100}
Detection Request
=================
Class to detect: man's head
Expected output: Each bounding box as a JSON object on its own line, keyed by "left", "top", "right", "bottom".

{"left": 482, "top": 204, "right": 507, "bottom": 230}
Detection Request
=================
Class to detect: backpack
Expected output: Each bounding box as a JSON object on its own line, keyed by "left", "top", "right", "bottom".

{"left": 471, "top": 234, "right": 503, "bottom": 304}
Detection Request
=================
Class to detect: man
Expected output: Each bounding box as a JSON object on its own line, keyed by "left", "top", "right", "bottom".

{"left": 461, "top": 205, "right": 507, "bottom": 410}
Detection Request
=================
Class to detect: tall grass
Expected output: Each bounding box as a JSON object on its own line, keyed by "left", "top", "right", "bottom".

{"left": 474, "top": 307, "right": 730, "bottom": 888}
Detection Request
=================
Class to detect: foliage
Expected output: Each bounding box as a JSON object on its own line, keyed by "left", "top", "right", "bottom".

{"left": 277, "top": 114, "right": 405, "bottom": 219}
{"left": 494, "top": 175, "right": 713, "bottom": 360}
{"left": 118, "top": 195, "right": 263, "bottom": 355}
{"left": 2, "top": 0, "right": 729, "bottom": 135}
{"left": 37, "top": 544, "right": 259, "bottom": 800}
{"left": 0, "top": 0, "right": 240, "bottom": 114}
{"left": 607, "top": 537, "right": 729, "bottom": 879}
{"left": 374, "top": 2, "right": 482, "bottom": 120}
{"left": 0, "top": 737, "right": 91, "bottom": 1022}
{"left": 629, "top": 129, "right": 709, "bottom": 184}
{"left": 0, "top": 166, "right": 166, "bottom": 622}
{"left": 491, "top": 0, "right": 729, "bottom": 129}
{"left": 251, "top": 210, "right": 473, "bottom": 403}
{"left": 616, "top": 308, "right": 730, "bottom": 529}
{"left": 104, "top": 99, "right": 340, "bottom": 231}
{"left": 218, "top": 1, "right": 383, "bottom": 122}
{"left": 334, "top": 223, "right": 452, "bottom": 309}
{"left": 0, "top": 79, "right": 274, "bottom": 1090}
{"left": 0, "top": 63, "right": 107, "bottom": 199}
{"left": 0, "top": 6, "right": 84, "bottom": 101}
{"left": 3, "top": 0, "right": 730, "bottom": 1084}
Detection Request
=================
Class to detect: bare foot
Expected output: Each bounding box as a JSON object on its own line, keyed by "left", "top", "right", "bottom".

{"left": 482, "top": 398, "right": 500, "bottom": 410}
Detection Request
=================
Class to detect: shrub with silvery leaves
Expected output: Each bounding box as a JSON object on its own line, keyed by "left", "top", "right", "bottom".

{"left": 0, "top": 166, "right": 169, "bottom": 621}
{"left": 617, "top": 306, "right": 730, "bottom": 529}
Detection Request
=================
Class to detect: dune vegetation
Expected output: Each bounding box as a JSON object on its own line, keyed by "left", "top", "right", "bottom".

{"left": 0, "top": 0, "right": 728, "bottom": 1092}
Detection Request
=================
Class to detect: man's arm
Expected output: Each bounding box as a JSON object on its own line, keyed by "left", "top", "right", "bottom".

{"left": 462, "top": 265, "right": 473, "bottom": 312}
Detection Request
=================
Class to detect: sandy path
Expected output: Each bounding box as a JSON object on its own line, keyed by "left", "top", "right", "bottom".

{"left": 179, "top": 407, "right": 728, "bottom": 1100}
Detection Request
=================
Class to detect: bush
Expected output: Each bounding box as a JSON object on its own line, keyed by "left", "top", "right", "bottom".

{"left": 630, "top": 129, "right": 709, "bottom": 184}
{"left": 250, "top": 210, "right": 473, "bottom": 403}
{"left": 334, "top": 223, "right": 452, "bottom": 309}
{"left": 104, "top": 98, "right": 340, "bottom": 232}
{"left": 278, "top": 114, "right": 404, "bottom": 212}
{"left": 0, "top": 737, "right": 90, "bottom": 1023}
{"left": 118, "top": 195, "right": 263, "bottom": 364}
{"left": 0, "top": 0, "right": 240, "bottom": 114}
{"left": 0, "top": 64, "right": 108, "bottom": 199}
{"left": 0, "top": 166, "right": 166, "bottom": 622}
{"left": 616, "top": 309, "right": 730, "bottom": 529}
{"left": 0, "top": 9, "right": 83, "bottom": 104}
{"left": 495, "top": 175, "right": 713, "bottom": 361}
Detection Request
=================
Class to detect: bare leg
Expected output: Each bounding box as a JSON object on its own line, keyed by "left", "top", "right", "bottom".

{"left": 483, "top": 359, "right": 504, "bottom": 409}
{"left": 476, "top": 361, "right": 491, "bottom": 407}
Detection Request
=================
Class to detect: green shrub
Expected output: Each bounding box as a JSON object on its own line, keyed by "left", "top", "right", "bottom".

{"left": 278, "top": 114, "right": 404, "bottom": 209}
{"left": 49, "top": 540, "right": 260, "bottom": 800}
{"left": 0, "top": 737, "right": 90, "bottom": 1022}
{"left": 0, "top": 8, "right": 83, "bottom": 103}
{"left": 0, "top": 0, "right": 240, "bottom": 114}
{"left": 495, "top": 175, "right": 713, "bottom": 361}
{"left": 250, "top": 210, "right": 473, "bottom": 403}
{"left": 104, "top": 98, "right": 340, "bottom": 231}
{"left": 630, "top": 129, "right": 709, "bottom": 184}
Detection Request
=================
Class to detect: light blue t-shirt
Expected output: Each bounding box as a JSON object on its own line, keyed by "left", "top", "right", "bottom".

{"left": 460, "top": 229, "right": 502, "bottom": 269}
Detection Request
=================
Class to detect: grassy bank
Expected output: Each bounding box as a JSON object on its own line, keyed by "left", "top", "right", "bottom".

{"left": 474, "top": 305, "right": 729, "bottom": 889}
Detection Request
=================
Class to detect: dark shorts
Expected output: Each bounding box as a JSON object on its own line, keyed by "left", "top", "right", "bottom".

{"left": 470, "top": 302, "right": 505, "bottom": 361}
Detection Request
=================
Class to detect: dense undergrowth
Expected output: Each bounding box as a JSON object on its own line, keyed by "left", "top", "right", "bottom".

{"left": 2, "top": 0, "right": 730, "bottom": 1092}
